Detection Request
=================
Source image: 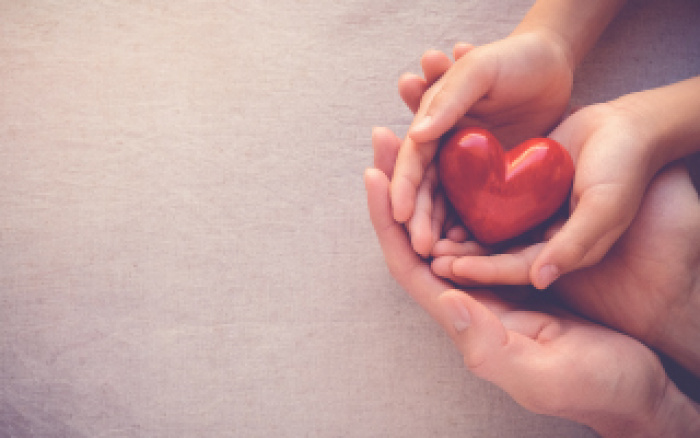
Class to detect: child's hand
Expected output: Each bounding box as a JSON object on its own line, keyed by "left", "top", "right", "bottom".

{"left": 396, "top": 45, "right": 478, "bottom": 256}
{"left": 532, "top": 76, "right": 700, "bottom": 287}
{"left": 433, "top": 101, "right": 658, "bottom": 288}
{"left": 529, "top": 101, "right": 660, "bottom": 288}
{"left": 391, "top": 30, "right": 574, "bottom": 258}
{"left": 432, "top": 76, "right": 700, "bottom": 289}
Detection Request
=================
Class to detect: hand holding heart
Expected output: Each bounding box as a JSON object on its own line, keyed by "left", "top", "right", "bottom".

{"left": 391, "top": 32, "right": 574, "bottom": 257}
{"left": 433, "top": 102, "right": 659, "bottom": 289}
{"left": 398, "top": 45, "right": 662, "bottom": 289}
{"left": 366, "top": 127, "right": 694, "bottom": 438}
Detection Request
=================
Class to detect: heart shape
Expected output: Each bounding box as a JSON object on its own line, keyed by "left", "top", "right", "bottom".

{"left": 438, "top": 127, "right": 574, "bottom": 245}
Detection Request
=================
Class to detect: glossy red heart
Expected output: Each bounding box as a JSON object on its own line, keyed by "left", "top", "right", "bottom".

{"left": 438, "top": 127, "right": 574, "bottom": 245}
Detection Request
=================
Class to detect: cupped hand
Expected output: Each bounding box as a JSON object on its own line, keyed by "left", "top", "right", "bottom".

{"left": 529, "top": 100, "right": 664, "bottom": 288}
{"left": 433, "top": 99, "right": 681, "bottom": 289}
{"left": 554, "top": 162, "right": 700, "bottom": 375}
{"left": 367, "top": 126, "right": 686, "bottom": 437}
{"left": 433, "top": 153, "right": 700, "bottom": 374}
{"left": 395, "top": 44, "right": 473, "bottom": 257}
{"left": 390, "top": 31, "right": 574, "bottom": 257}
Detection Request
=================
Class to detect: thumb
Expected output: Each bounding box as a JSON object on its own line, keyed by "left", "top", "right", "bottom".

{"left": 408, "top": 52, "right": 493, "bottom": 143}
{"left": 530, "top": 186, "right": 636, "bottom": 289}
{"left": 438, "top": 290, "right": 508, "bottom": 372}
{"left": 438, "top": 290, "right": 569, "bottom": 417}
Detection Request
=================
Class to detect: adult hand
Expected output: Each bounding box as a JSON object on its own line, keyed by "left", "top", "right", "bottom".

{"left": 554, "top": 162, "right": 700, "bottom": 376}
{"left": 433, "top": 159, "right": 700, "bottom": 373}
{"left": 366, "top": 127, "right": 700, "bottom": 437}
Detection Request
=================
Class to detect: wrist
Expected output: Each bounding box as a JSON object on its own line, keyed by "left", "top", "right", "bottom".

{"left": 587, "top": 379, "right": 700, "bottom": 438}
{"left": 511, "top": 26, "right": 577, "bottom": 74}
{"left": 512, "top": 0, "right": 627, "bottom": 68}
{"left": 611, "top": 77, "right": 700, "bottom": 174}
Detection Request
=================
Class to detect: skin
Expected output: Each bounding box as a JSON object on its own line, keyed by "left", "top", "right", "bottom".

{"left": 530, "top": 77, "right": 700, "bottom": 288}
{"left": 366, "top": 127, "right": 700, "bottom": 437}
{"left": 392, "top": 31, "right": 573, "bottom": 257}
{"left": 399, "top": 36, "right": 700, "bottom": 291}
{"left": 390, "top": 0, "right": 627, "bottom": 261}
{"left": 402, "top": 49, "right": 700, "bottom": 377}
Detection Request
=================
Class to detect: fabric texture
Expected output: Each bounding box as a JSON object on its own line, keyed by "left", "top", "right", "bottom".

{"left": 1, "top": 1, "right": 698, "bottom": 436}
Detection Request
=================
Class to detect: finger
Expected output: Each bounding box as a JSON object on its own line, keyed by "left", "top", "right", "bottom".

{"left": 372, "top": 127, "right": 401, "bottom": 178}
{"left": 399, "top": 50, "right": 457, "bottom": 115}
{"left": 399, "top": 50, "right": 452, "bottom": 116}
{"left": 420, "top": 49, "right": 452, "bottom": 85}
{"left": 431, "top": 256, "right": 482, "bottom": 287}
{"left": 364, "top": 167, "right": 453, "bottom": 324}
{"left": 408, "top": 164, "right": 440, "bottom": 257}
{"left": 431, "top": 189, "right": 448, "bottom": 250}
{"left": 530, "top": 186, "right": 635, "bottom": 289}
{"left": 441, "top": 204, "right": 468, "bottom": 241}
{"left": 453, "top": 42, "right": 475, "bottom": 60}
{"left": 438, "top": 290, "right": 550, "bottom": 384}
{"left": 448, "top": 243, "right": 544, "bottom": 286}
{"left": 390, "top": 135, "right": 440, "bottom": 223}
{"left": 398, "top": 72, "right": 428, "bottom": 114}
{"left": 431, "top": 239, "right": 488, "bottom": 258}
{"left": 439, "top": 290, "right": 509, "bottom": 371}
{"left": 438, "top": 290, "right": 572, "bottom": 416}
{"left": 408, "top": 50, "right": 495, "bottom": 143}
{"left": 445, "top": 224, "right": 469, "bottom": 242}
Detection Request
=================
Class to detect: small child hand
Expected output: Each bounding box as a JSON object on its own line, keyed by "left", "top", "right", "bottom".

{"left": 434, "top": 77, "right": 700, "bottom": 289}
{"left": 391, "top": 31, "right": 574, "bottom": 258}
{"left": 395, "top": 44, "right": 472, "bottom": 256}
{"left": 529, "top": 102, "right": 655, "bottom": 288}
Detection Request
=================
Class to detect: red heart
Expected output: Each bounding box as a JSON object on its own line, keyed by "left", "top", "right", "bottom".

{"left": 438, "top": 127, "right": 574, "bottom": 245}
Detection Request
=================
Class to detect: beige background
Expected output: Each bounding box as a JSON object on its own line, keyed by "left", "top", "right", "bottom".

{"left": 1, "top": 1, "right": 699, "bottom": 436}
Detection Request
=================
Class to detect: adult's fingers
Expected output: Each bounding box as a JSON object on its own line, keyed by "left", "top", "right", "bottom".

{"left": 438, "top": 290, "right": 554, "bottom": 392}
{"left": 407, "top": 163, "right": 441, "bottom": 257}
{"left": 372, "top": 127, "right": 401, "bottom": 178}
{"left": 398, "top": 73, "right": 428, "bottom": 114}
{"left": 390, "top": 135, "right": 439, "bottom": 223}
{"left": 365, "top": 167, "right": 451, "bottom": 324}
{"left": 438, "top": 289, "right": 585, "bottom": 417}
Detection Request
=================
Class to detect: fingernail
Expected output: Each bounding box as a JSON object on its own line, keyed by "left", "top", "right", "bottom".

{"left": 537, "top": 264, "right": 559, "bottom": 289}
{"left": 447, "top": 298, "right": 471, "bottom": 332}
{"left": 411, "top": 116, "right": 432, "bottom": 134}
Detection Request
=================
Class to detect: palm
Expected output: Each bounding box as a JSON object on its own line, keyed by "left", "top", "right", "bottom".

{"left": 554, "top": 164, "right": 700, "bottom": 347}
{"left": 367, "top": 127, "right": 670, "bottom": 432}
{"left": 486, "top": 301, "right": 667, "bottom": 424}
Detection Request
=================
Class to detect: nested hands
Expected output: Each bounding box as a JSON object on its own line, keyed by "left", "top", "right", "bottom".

{"left": 390, "top": 32, "right": 574, "bottom": 258}
{"left": 366, "top": 127, "right": 700, "bottom": 437}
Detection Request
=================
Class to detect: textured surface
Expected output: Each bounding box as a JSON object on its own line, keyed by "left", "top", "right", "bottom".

{"left": 1, "top": 1, "right": 698, "bottom": 437}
